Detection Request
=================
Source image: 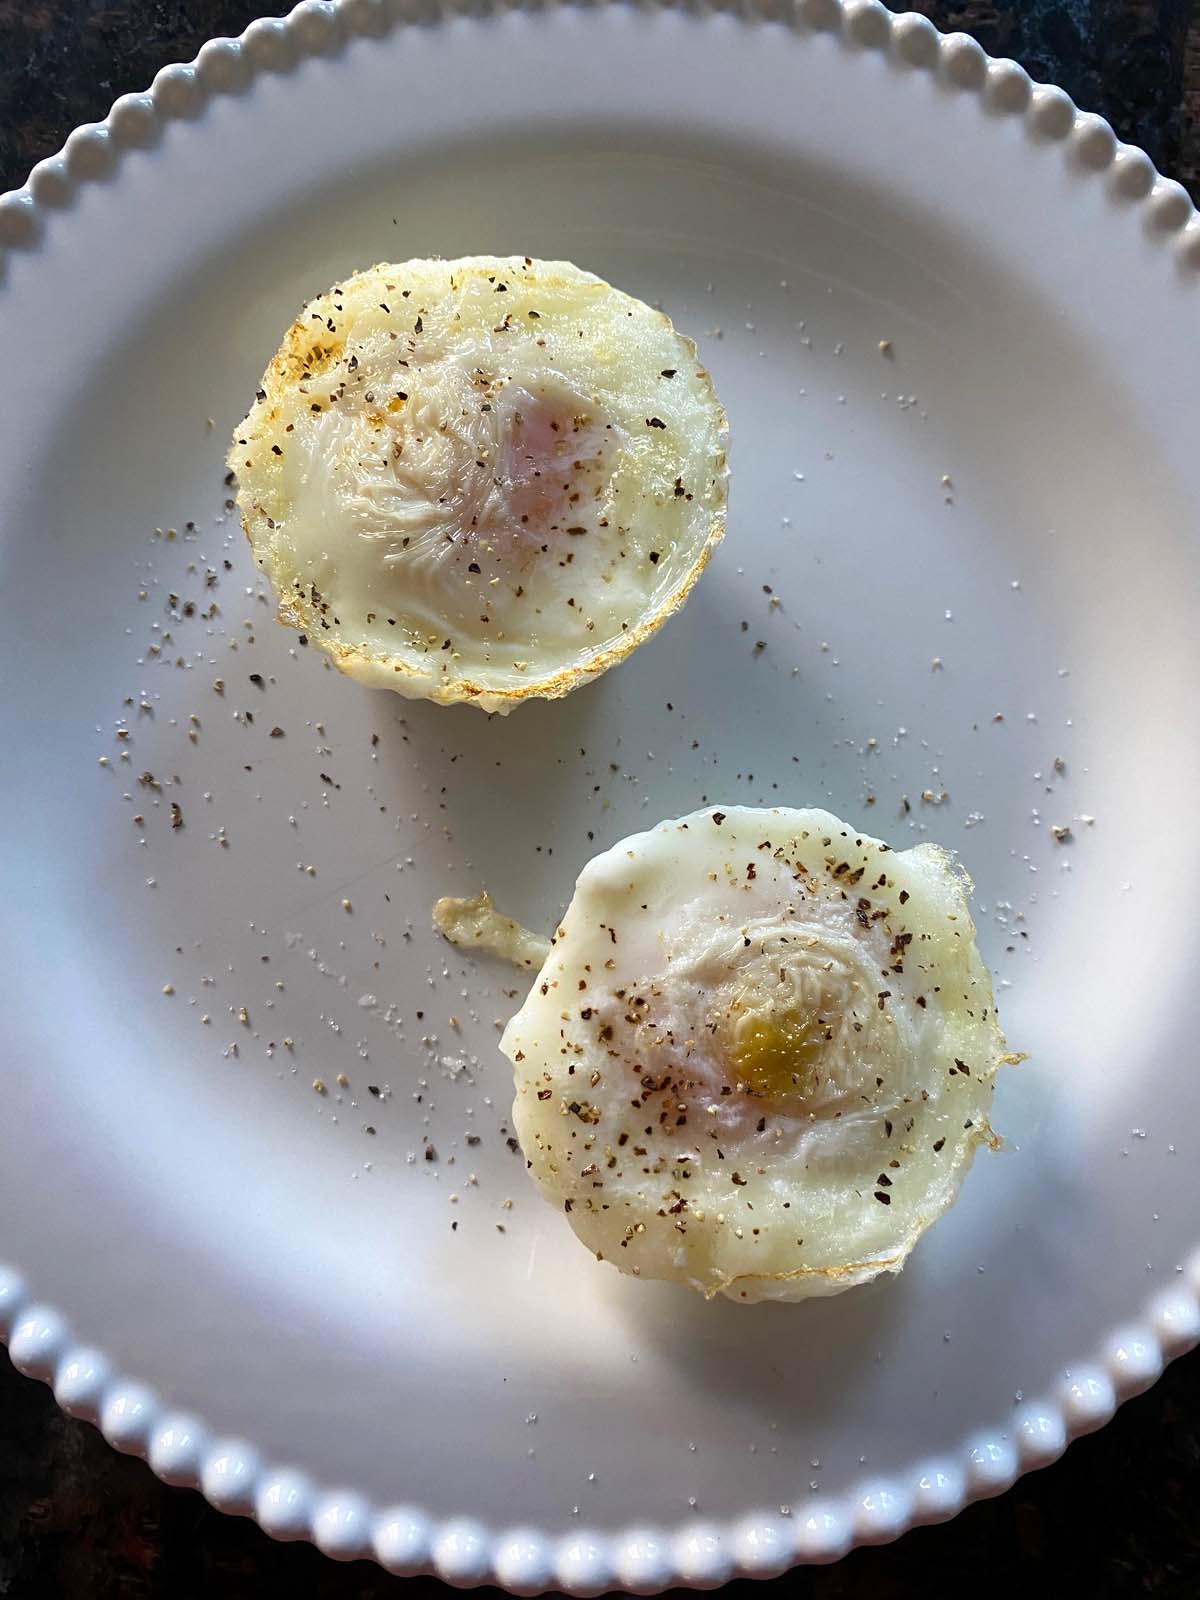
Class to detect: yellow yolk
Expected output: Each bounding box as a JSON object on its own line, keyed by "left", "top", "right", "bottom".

{"left": 724, "top": 1009, "right": 829, "bottom": 1104}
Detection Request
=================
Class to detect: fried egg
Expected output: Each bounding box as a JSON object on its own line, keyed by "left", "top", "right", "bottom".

{"left": 230, "top": 257, "right": 727, "bottom": 713}
{"left": 500, "top": 806, "right": 1016, "bottom": 1302}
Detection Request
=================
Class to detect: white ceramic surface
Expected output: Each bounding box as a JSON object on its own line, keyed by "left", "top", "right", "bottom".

{"left": 2, "top": 0, "right": 1199, "bottom": 1589}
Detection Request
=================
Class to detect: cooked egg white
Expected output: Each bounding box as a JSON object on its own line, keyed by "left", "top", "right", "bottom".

{"left": 433, "top": 891, "right": 551, "bottom": 971}
{"left": 500, "top": 806, "right": 1017, "bottom": 1303}
{"left": 231, "top": 257, "right": 727, "bottom": 713}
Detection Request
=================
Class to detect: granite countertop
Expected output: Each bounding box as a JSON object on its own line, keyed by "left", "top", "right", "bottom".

{"left": 1, "top": 3, "right": 1198, "bottom": 1596}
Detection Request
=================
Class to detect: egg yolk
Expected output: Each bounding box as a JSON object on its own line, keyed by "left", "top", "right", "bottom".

{"left": 725, "top": 1010, "right": 829, "bottom": 1104}
{"left": 495, "top": 386, "right": 606, "bottom": 547}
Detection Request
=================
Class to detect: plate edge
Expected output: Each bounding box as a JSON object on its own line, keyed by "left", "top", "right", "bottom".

{"left": 3, "top": 1251, "right": 1199, "bottom": 1588}
{"left": 1, "top": 0, "right": 1198, "bottom": 280}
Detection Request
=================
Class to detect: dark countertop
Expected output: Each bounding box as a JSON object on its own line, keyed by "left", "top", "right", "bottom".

{"left": 1, "top": 3, "right": 1198, "bottom": 1597}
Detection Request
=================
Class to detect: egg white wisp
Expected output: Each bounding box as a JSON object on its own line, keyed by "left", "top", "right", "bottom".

{"left": 231, "top": 257, "right": 727, "bottom": 712}
{"left": 433, "top": 891, "right": 551, "bottom": 971}
{"left": 500, "top": 806, "right": 1017, "bottom": 1302}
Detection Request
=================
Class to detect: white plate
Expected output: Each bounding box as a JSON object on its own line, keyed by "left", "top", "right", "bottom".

{"left": 2, "top": 0, "right": 1199, "bottom": 1589}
